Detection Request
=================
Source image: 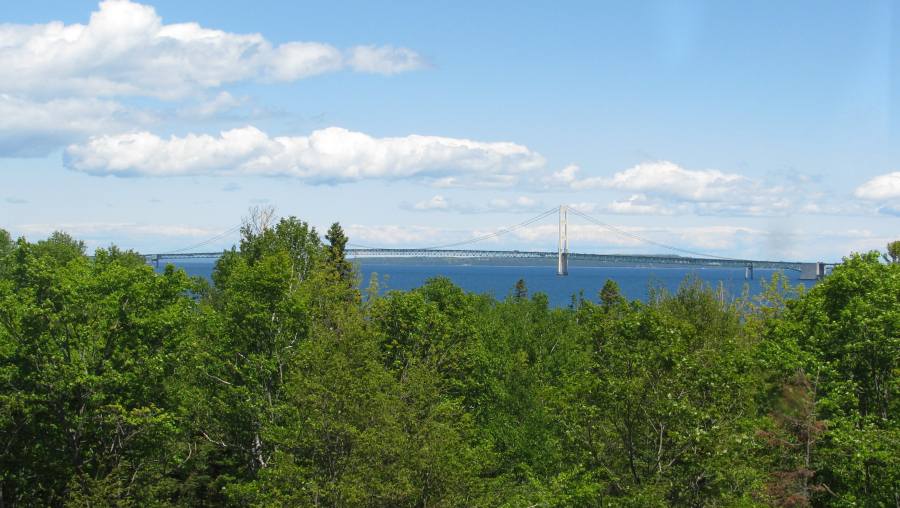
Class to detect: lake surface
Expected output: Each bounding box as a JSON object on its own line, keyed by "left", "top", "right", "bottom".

{"left": 159, "top": 258, "right": 813, "bottom": 307}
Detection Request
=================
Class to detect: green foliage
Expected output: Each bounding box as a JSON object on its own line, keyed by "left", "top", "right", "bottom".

{"left": 325, "top": 222, "right": 354, "bottom": 284}
{"left": 886, "top": 240, "right": 900, "bottom": 264}
{"left": 0, "top": 228, "right": 11, "bottom": 255}
{"left": 599, "top": 278, "right": 624, "bottom": 308}
{"left": 32, "top": 230, "right": 86, "bottom": 265}
{"left": 765, "top": 252, "right": 899, "bottom": 505}
{"left": 1, "top": 225, "right": 897, "bottom": 506}
{"left": 0, "top": 242, "right": 192, "bottom": 505}
{"left": 563, "top": 279, "right": 765, "bottom": 505}
{"left": 0, "top": 229, "right": 13, "bottom": 279}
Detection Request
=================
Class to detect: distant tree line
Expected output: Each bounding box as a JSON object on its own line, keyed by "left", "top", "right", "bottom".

{"left": 0, "top": 220, "right": 897, "bottom": 507}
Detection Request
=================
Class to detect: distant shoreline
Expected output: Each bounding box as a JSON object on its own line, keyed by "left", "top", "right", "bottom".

{"left": 349, "top": 256, "right": 787, "bottom": 270}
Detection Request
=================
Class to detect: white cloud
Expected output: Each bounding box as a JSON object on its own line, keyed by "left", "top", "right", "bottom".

{"left": 546, "top": 164, "right": 581, "bottom": 186}
{"left": 0, "top": 94, "right": 153, "bottom": 156}
{"left": 413, "top": 195, "right": 450, "bottom": 210}
{"left": 347, "top": 45, "right": 428, "bottom": 75}
{"left": 549, "top": 161, "right": 801, "bottom": 217}
{"left": 603, "top": 195, "right": 678, "bottom": 216}
{"left": 605, "top": 162, "right": 747, "bottom": 201}
{"left": 267, "top": 42, "right": 344, "bottom": 81}
{"left": 0, "top": 0, "right": 424, "bottom": 100}
{"left": 561, "top": 161, "right": 748, "bottom": 200}
{"left": 855, "top": 172, "right": 900, "bottom": 201}
{"left": 64, "top": 126, "right": 546, "bottom": 184}
{"left": 429, "top": 174, "right": 523, "bottom": 189}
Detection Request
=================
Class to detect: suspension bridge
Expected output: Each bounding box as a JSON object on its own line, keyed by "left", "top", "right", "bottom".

{"left": 143, "top": 206, "right": 831, "bottom": 281}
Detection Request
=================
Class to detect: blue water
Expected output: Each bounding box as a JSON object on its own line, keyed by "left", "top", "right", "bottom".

{"left": 159, "top": 259, "right": 812, "bottom": 307}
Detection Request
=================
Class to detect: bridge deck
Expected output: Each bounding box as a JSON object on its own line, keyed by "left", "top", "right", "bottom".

{"left": 143, "top": 248, "right": 809, "bottom": 271}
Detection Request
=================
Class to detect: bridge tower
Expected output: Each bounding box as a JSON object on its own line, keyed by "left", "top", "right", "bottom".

{"left": 557, "top": 205, "right": 568, "bottom": 276}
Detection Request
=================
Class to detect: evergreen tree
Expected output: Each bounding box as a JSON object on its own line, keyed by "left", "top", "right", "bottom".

{"left": 325, "top": 222, "right": 353, "bottom": 283}
{"left": 0, "top": 228, "right": 11, "bottom": 255}
{"left": 599, "top": 278, "right": 624, "bottom": 308}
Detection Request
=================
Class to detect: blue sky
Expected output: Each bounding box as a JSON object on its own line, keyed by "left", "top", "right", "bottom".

{"left": 1, "top": 0, "right": 898, "bottom": 261}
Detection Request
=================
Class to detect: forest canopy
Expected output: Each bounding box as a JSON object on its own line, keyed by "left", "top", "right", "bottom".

{"left": 0, "top": 221, "right": 897, "bottom": 507}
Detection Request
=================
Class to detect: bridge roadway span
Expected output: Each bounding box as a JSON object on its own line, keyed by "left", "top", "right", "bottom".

{"left": 145, "top": 248, "right": 813, "bottom": 272}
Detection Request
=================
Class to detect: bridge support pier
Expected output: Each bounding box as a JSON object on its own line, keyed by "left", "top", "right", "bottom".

{"left": 799, "top": 262, "right": 827, "bottom": 280}
{"left": 745, "top": 263, "right": 753, "bottom": 280}
{"left": 557, "top": 205, "right": 568, "bottom": 276}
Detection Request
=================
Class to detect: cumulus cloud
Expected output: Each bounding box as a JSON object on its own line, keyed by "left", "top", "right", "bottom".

{"left": 605, "top": 162, "right": 746, "bottom": 201}
{"left": 430, "top": 175, "right": 539, "bottom": 189}
{"left": 556, "top": 161, "right": 747, "bottom": 200}
{"left": 855, "top": 172, "right": 900, "bottom": 201}
{"left": 546, "top": 164, "right": 581, "bottom": 186}
{"left": 266, "top": 42, "right": 345, "bottom": 81}
{"left": 0, "top": 0, "right": 425, "bottom": 100}
{"left": 549, "top": 161, "right": 798, "bottom": 216}
{"left": 0, "top": 94, "right": 153, "bottom": 156}
{"left": 64, "top": 126, "right": 546, "bottom": 184}
{"left": 603, "top": 195, "right": 678, "bottom": 216}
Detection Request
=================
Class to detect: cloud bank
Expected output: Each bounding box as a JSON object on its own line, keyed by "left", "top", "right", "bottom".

{"left": 855, "top": 172, "right": 900, "bottom": 201}
{"left": 0, "top": 0, "right": 425, "bottom": 100}
{"left": 550, "top": 161, "right": 749, "bottom": 200}
{"left": 0, "top": 94, "right": 154, "bottom": 156}
{"left": 549, "top": 162, "right": 795, "bottom": 216}
{"left": 64, "top": 126, "right": 546, "bottom": 184}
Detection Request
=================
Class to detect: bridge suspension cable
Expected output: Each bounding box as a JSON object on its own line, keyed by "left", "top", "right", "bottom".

{"left": 415, "top": 207, "right": 557, "bottom": 250}
{"left": 152, "top": 205, "right": 734, "bottom": 262}
{"left": 566, "top": 207, "right": 732, "bottom": 260}
{"left": 164, "top": 224, "right": 243, "bottom": 254}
